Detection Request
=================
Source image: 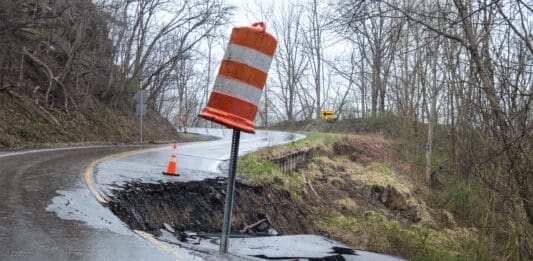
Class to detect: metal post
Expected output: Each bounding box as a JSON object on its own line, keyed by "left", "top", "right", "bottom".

{"left": 139, "top": 91, "right": 143, "bottom": 149}
{"left": 220, "top": 129, "right": 241, "bottom": 253}
{"left": 140, "top": 113, "right": 143, "bottom": 148}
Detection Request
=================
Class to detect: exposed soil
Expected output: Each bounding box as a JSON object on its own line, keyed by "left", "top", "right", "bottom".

{"left": 107, "top": 178, "right": 366, "bottom": 260}
{"left": 108, "top": 177, "right": 316, "bottom": 237}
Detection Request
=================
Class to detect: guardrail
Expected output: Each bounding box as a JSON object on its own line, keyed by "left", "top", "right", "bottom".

{"left": 267, "top": 148, "right": 315, "bottom": 172}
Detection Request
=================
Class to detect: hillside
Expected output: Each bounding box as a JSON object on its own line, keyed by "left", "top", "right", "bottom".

{"left": 257, "top": 117, "right": 532, "bottom": 259}
{"left": 0, "top": 0, "right": 180, "bottom": 148}
{"left": 236, "top": 132, "right": 480, "bottom": 259}
{"left": 0, "top": 91, "right": 180, "bottom": 148}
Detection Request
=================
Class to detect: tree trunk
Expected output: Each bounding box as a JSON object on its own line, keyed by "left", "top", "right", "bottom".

{"left": 425, "top": 86, "right": 437, "bottom": 187}
{"left": 425, "top": 42, "right": 438, "bottom": 187}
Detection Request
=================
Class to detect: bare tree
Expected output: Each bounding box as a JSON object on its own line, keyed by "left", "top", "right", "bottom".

{"left": 271, "top": 2, "right": 308, "bottom": 121}
{"left": 304, "top": 0, "right": 327, "bottom": 119}
{"left": 97, "top": 0, "right": 232, "bottom": 108}
{"left": 336, "top": 0, "right": 403, "bottom": 115}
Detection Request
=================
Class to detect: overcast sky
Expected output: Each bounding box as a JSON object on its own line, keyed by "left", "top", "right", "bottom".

{"left": 204, "top": 0, "right": 352, "bottom": 112}
{"left": 226, "top": 0, "right": 275, "bottom": 26}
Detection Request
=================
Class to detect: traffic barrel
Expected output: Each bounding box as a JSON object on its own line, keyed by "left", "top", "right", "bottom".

{"left": 199, "top": 22, "right": 277, "bottom": 134}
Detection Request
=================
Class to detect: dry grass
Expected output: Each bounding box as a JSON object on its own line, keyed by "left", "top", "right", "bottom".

{"left": 0, "top": 92, "right": 189, "bottom": 148}
{"left": 239, "top": 131, "right": 491, "bottom": 260}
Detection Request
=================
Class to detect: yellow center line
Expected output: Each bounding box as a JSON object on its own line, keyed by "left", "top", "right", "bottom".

{"left": 82, "top": 146, "right": 185, "bottom": 260}
{"left": 83, "top": 147, "right": 163, "bottom": 203}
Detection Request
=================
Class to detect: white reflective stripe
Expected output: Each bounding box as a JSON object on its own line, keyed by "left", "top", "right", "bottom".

{"left": 213, "top": 76, "right": 263, "bottom": 105}
{"left": 223, "top": 44, "right": 273, "bottom": 73}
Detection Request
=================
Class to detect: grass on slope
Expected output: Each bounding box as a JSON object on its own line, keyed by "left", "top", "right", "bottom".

{"left": 238, "top": 132, "right": 492, "bottom": 260}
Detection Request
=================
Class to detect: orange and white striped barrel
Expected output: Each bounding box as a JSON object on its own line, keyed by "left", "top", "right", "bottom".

{"left": 199, "top": 22, "right": 277, "bottom": 134}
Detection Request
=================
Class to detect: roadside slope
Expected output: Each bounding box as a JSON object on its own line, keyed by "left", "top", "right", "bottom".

{"left": 0, "top": 91, "right": 182, "bottom": 148}
{"left": 89, "top": 129, "right": 398, "bottom": 260}
{"left": 238, "top": 132, "right": 488, "bottom": 260}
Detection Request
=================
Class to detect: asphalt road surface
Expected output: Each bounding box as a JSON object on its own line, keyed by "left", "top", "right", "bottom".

{"left": 0, "top": 146, "right": 174, "bottom": 260}
{"left": 0, "top": 130, "right": 306, "bottom": 261}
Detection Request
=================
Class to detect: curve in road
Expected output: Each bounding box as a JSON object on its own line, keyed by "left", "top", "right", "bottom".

{"left": 0, "top": 145, "right": 175, "bottom": 260}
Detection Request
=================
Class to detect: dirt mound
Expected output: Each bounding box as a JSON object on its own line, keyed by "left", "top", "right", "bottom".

{"left": 243, "top": 133, "right": 428, "bottom": 225}
{"left": 327, "top": 136, "right": 425, "bottom": 223}
{"left": 362, "top": 184, "right": 420, "bottom": 222}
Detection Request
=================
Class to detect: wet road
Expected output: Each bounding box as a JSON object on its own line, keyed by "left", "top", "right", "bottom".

{"left": 0, "top": 130, "right": 305, "bottom": 261}
{"left": 94, "top": 128, "right": 305, "bottom": 197}
{"left": 0, "top": 146, "right": 174, "bottom": 260}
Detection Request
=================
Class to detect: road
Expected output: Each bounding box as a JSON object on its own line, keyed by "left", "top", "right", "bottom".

{"left": 0, "top": 130, "right": 305, "bottom": 261}
{"left": 0, "top": 146, "right": 174, "bottom": 260}
{"left": 93, "top": 128, "right": 305, "bottom": 197}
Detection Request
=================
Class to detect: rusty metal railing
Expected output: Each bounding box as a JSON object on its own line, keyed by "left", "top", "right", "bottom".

{"left": 267, "top": 148, "right": 314, "bottom": 172}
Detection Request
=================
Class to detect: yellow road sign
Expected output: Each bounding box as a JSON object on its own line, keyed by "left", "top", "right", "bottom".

{"left": 320, "top": 110, "right": 335, "bottom": 120}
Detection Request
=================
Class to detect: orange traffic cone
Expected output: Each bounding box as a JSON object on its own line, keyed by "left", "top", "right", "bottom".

{"left": 163, "top": 144, "right": 179, "bottom": 176}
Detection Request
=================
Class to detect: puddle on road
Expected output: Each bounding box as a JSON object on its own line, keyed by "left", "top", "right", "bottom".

{"left": 252, "top": 247, "right": 357, "bottom": 260}
{"left": 46, "top": 186, "right": 132, "bottom": 235}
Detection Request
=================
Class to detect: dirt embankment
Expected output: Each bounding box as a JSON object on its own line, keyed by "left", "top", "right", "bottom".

{"left": 0, "top": 91, "right": 191, "bottom": 148}
{"left": 108, "top": 177, "right": 314, "bottom": 237}
{"left": 0, "top": 1, "right": 194, "bottom": 149}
